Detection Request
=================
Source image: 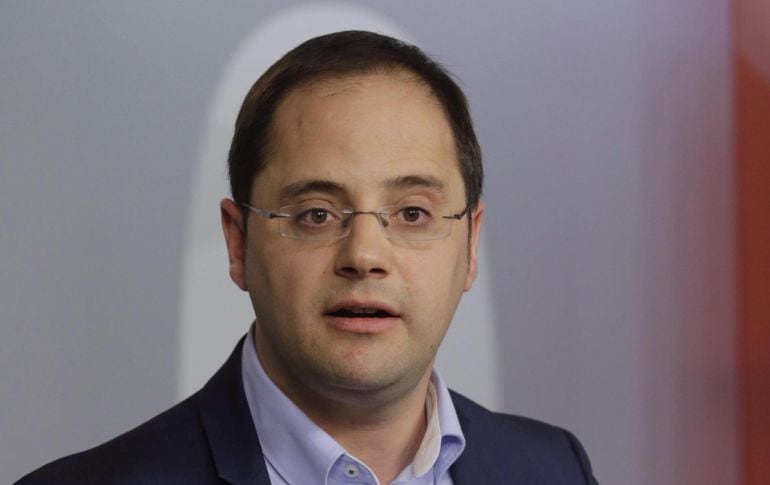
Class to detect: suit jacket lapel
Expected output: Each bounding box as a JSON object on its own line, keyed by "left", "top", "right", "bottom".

{"left": 197, "top": 337, "right": 271, "bottom": 485}
{"left": 449, "top": 400, "right": 488, "bottom": 485}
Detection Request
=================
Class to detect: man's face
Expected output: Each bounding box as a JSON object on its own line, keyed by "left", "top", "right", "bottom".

{"left": 222, "top": 72, "right": 483, "bottom": 408}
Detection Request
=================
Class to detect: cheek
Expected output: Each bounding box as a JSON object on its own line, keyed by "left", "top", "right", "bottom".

{"left": 245, "top": 242, "right": 331, "bottom": 313}
{"left": 436, "top": 237, "right": 470, "bottom": 283}
{"left": 404, "top": 242, "right": 468, "bottom": 310}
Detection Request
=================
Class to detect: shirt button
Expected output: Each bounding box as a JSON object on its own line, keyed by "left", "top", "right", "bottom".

{"left": 344, "top": 463, "right": 360, "bottom": 479}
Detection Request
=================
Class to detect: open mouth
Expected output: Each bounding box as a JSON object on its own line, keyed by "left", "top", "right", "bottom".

{"left": 324, "top": 302, "right": 400, "bottom": 333}
{"left": 326, "top": 307, "right": 395, "bottom": 319}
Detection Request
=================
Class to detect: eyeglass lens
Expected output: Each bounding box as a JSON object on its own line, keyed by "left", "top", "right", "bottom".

{"left": 278, "top": 200, "right": 458, "bottom": 242}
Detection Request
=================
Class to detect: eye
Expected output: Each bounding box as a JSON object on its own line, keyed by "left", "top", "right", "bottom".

{"left": 395, "top": 206, "right": 430, "bottom": 225}
{"left": 298, "top": 208, "right": 335, "bottom": 225}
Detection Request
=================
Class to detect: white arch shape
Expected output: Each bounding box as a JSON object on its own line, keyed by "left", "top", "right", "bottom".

{"left": 178, "top": 2, "right": 500, "bottom": 409}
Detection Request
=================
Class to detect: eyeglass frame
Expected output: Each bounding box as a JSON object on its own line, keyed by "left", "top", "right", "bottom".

{"left": 238, "top": 202, "right": 468, "bottom": 242}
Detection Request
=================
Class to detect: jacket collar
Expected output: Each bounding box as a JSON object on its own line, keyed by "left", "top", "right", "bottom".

{"left": 197, "top": 336, "right": 271, "bottom": 485}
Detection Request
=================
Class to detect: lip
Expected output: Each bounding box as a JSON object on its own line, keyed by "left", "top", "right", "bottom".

{"left": 325, "top": 299, "right": 401, "bottom": 317}
{"left": 324, "top": 299, "right": 401, "bottom": 334}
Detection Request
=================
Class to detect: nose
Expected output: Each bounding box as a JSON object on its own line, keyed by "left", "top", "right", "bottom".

{"left": 334, "top": 212, "right": 392, "bottom": 280}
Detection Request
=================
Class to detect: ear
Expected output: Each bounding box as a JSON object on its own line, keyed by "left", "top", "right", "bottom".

{"left": 464, "top": 200, "right": 484, "bottom": 292}
{"left": 221, "top": 198, "right": 248, "bottom": 291}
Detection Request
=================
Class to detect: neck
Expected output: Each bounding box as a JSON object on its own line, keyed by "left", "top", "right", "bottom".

{"left": 307, "top": 374, "right": 432, "bottom": 484}
{"left": 256, "top": 341, "right": 434, "bottom": 484}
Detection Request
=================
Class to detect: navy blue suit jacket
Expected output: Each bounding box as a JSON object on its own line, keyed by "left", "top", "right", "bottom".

{"left": 17, "top": 339, "right": 598, "bottom": 484}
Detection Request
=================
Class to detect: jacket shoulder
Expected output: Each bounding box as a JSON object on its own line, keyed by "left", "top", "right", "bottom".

{"left": 450, "top": 390, "right": 598, "bottom": 484}
{"left": 15, "top": 394, "right": 218, "bottom": 485}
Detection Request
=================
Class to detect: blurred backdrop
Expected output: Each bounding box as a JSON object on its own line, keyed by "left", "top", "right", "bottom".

{"left": 3, "top": 1, "right": 766, "bottom": 484}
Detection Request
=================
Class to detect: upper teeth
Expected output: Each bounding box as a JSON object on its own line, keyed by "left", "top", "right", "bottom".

{"left": 349, "top": 308, "right": 378, "bottom": 314}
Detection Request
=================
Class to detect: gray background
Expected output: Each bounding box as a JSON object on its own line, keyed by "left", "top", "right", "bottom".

{"left": 2, "top": 2, "right": 738, "bottom": 484}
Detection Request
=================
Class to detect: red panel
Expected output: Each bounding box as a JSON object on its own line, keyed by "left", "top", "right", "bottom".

{"left": 735, "top": 1, "right": 770, "bottom": 483}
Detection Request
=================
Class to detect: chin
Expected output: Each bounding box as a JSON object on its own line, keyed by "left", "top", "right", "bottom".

{"left": 320, "top": 361, "right": 426, "bottom": 399}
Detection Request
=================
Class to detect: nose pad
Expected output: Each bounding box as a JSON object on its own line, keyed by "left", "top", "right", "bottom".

{"left": 341, "top": 211, "right": 390, "bottom": 237}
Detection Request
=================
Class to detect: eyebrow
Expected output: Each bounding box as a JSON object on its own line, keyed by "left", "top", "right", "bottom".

{"left": 277, "top": 179, "right": 346, "bottom": 204}
{"left": 276, "top": 174, "right": 448, "bottom": 204}
{"left": 382, "top": 174, "right": 446, "bottom": 192}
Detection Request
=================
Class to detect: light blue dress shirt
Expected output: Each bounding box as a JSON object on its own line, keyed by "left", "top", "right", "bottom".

{"left": 241, "top": 326, "right": 466, "bottom": 484}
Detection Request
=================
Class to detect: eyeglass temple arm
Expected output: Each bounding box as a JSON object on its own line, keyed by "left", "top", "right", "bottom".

{"left": 240, "top": 203, "right": 290, "bottom": 219}
{"left": 443, "top": 207, "right": 468, "bottom": 220}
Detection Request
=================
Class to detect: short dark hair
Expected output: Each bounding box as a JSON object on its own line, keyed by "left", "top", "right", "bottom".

{"left": 228, "top": 30, "right": 483, "bottom": 211}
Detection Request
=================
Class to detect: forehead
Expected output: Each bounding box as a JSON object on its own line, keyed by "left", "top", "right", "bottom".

{"left": 252, "top": 72, "right": 463, "bottom": 204}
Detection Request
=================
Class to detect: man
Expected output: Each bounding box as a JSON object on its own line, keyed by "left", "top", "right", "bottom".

{"left": 18, "top": 31, "right": 597, "bottom": 484}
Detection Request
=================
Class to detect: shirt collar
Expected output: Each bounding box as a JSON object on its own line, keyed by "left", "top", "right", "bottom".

{"left": 241, "top": 324, "right": 466, "bottom": 483}
{"left": 241, "top": 325, "right": 343, "bottom": 484}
